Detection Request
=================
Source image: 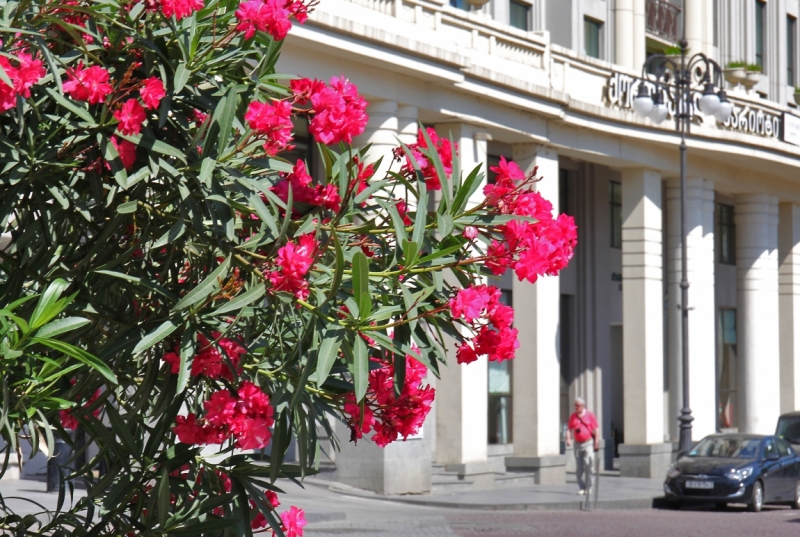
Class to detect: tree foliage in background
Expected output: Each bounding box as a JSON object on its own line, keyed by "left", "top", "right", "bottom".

{"left": 0, "top": 0, "right": 576, "bottom": 535}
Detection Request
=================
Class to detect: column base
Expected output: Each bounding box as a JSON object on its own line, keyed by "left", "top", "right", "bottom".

{"left": 505, "top": 455, "right": 566, "bottom": 485}
{"left": 444, "top": 461, "right": 496, "bottom": 489}
{"left": 618, "top": 443, "right": 672, "bottom": 478}
{"left": 336, "top": 422, "right": 431, "bottom": 494}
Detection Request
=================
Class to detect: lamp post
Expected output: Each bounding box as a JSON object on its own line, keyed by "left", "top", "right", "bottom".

{"left": 631, "top": 38, "right": 732, "bottom": 455}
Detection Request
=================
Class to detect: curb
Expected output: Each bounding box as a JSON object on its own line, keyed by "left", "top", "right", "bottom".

{"left": 322, "top": 481, "right": 666, "bottom": 512}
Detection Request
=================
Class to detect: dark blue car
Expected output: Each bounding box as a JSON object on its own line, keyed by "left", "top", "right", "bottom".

{"left": 663, "top": 434, "right": 800, "bottom": 511}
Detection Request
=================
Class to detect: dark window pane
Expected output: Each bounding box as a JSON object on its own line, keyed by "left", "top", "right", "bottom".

{"left": 789, "top": 16, "right": 797, "bottom": 86}
{"left": 486, "top": 154, "right": 502, "bottom": 185}
{"left": 584, "top": 18, "right": 601, "bottom": 59}
{"left": 509, "top": 0, "right": 530, "bottom": 31}
{"left": 756, "top": 1, "right": 765, "bottom": 69}
{"left": 450, "top": 0, "right": 469, "bottom": 11}
{"left": 610, "top": 181, "right": 621, "bottom": 249}
{"left": 717, "top": 204, "right": 736, "bottom": 265}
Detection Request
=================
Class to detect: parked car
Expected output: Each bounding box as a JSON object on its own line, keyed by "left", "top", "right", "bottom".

{"left": 663, "top": 434, "right": 800, "bottom": 511}
{"left": 776, "top": 411, "right": 800, "bottom": 452}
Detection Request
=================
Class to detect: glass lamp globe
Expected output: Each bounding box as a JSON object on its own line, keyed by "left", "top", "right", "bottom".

{"left": 649, "top": 92, "right": 669, "bottom": 124}
{"left": 698, "top": 83, "right": 721, "bottom": 115}
{"left": 632, "top": 85, "right": 654, "bottom": 118}
{"left": 714, "top": 91, "right": 733, "bottom": 123}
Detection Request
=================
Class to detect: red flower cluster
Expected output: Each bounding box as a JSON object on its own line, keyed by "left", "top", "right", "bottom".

{"left": 483, "top": 157, "right": 578, "bottom": 283}
{"left": 234, "top": 0, "right": 309, "bottom": 41}
{"left": 63, "top": 62, "right": 113, "bottom": 104}
{"left": 251, "top": 489, "right": 280, "bottom": 530}
{"left": 0, "top": 52, "right": 45, "bottom": 112}
{"left": 111, "top": 136, "right": 137, "bottom": 170}
{"left": 174, "top": 380, "right": 275, "bottom": 449}
{"left": 114, "top": 99, "right": 147, "bottom": 136}
{"left": 160, "top": 0, "right": 205, "bottom": 20}
{"left": 140, "top": 77, "right": 166, "bottom": 109}
{"left": 343, "top": 353, "right": 435, "bottom": 447}
{"left": 276, "top": 506, "right": 308, "bottom": 537}
{"left": 245, "top": 99, "right": 294, "bottom": 155}
{"left": 60, "top": 387, "right": 102, "bottom": 430}
{"left": 450, "top": 284, "right": 518, "bottom": 364}
{"left": 290, "top": 76, "right": 368, "bottom": 145}
{"left": 272, "top": 160, "right": 340, "bottom": 212}
{"left": 267, "top": 233, "right": 318, "bottom": 300}
{"left": 163, "top": 331, "right": 247, "bottom": 380}
{"left": 396, "top": 127, "right": 456, "bottom": 191}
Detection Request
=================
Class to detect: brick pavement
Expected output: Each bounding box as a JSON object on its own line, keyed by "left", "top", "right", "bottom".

{"left": 307, "top": 507, "right": 800, "bottom": 537}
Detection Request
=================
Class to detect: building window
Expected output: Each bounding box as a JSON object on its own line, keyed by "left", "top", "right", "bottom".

{"left": 610, "top": 181, "right": 622, "bottom": 249}
{"left": 756, "top": 1, "right": 766, "bottom": 70}
{"left": 718, "top": 308, "right": 737, "bottom": 428}
{"left": 559, "top": 168, "right": 569, "bottom": 217}
{"left": 789, "top": 16, "right": 797, "bottom": 86}
{"left": 488, "top": 289, "right": 513, "bottom": 444}
{"left": 450, "top": 0, "right": 469, "bottom": 11}
{"left": 717, "top": 204, "right": 736, "bottom": 265}
{"left": 509, "top": 0, "right": 531, "bottom": 31}
{"left": 584, "top": 18, "right": 602, "bottom": 59}
{"left": 486, "top": 154, "right": 503, "bottom": 185}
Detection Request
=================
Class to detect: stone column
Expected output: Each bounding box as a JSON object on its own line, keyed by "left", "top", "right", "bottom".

{"left": 736, "top": 194, "right": 780, "bottom": 434}
{"left": 615, "top": 0, "right": 635, "bottom": 71}
{"left": 619, "top": 168, "right": 672, "bottom": 478}
{"left": 505, "top": 145, "right": 566, "bottom": 485}
{"left": 666, "top": 179, "right": 716, "bottom": 442}
{"left": 353, "top": 100, "right": 398, "bottom": 177}
{"left": 615, "top": 0, "right": 646, "bottom": 71}
{"left": 780, "top": 203, "right": 800, "bottom": 413}
{"left": 434, "top": 122, "right": 494, "bottom": 488}
{"left": 685, "top": 0, "right": 705, "bottom": 58}
{"left": 633, "top": 0, "right": 646, "bottom": 72}
{"left": 396, "top": 105, "right": 418, "bottom": 146}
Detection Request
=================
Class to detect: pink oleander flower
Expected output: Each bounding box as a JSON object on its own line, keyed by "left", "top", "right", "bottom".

{"left": 139, "top": 77, "right": 166, "bottom": 109}
{"left": 396, "top": 127, "right": 455, "bottom": 191}
{"left": 462, "top": 226, "right": 478, "bottom": 240}
{"left": 280, "top": 506, "right": 308, "bottom": 537}
{"left": 245, "top": 99, "right": 293, "bottom": 155}
{"left": 0, "top": 52, "right": 46, "bottom": 112}
{"left": 160, "top": 0, "right": 205, "bottom": 20}
{"left": 63, "top": 62, "right": 113, "bottom": 104}
{"left": 299, "top": 75, "right": 368, "bottom": 145}
{"left": 343, "top": 352, "right": 434, "bottom": 447}
{"left": 449, "top": 285, "right": 491, "bottom": 323}
{"left": 235, "top": 0, "right": 292, "bottom": 41}
{"left": 111, "top": 136, "right": 137, "bottom": 170}
{"left": 113, "top": 99, "right": 147, "bottom": 136}
{"left": 174, "top": 380, "right": 275, "bottom": 449}
{"left": 267, "top": 234, "right": 318, "bottom": 299}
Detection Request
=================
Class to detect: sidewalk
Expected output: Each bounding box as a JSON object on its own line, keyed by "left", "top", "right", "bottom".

{"left": 308, "top": 472, "right": 668, "bottom": 511}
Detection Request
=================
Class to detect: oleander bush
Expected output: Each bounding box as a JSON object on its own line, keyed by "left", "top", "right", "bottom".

{"left": 0, "top": 1, "right": 576, "bottom": 535}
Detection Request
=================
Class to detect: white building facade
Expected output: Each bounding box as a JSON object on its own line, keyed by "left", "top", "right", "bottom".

{"left": 277, "top": 0, "right": 800, "bottom": 489}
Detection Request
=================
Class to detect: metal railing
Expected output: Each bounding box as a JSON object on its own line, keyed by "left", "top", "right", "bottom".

{"left": 646, "top": 0, "right": 682, "bottom": 43}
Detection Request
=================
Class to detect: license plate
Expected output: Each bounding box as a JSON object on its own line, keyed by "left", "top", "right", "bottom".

{"left": 685, "top": 480, "right": 714, "bottom": 490}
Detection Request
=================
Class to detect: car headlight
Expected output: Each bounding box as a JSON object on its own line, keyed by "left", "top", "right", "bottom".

{"left": 666, "top": 464, "right": 681, "bottom": 479}
{"left": 726, "top": 466, "right": 755, "bottom": 481}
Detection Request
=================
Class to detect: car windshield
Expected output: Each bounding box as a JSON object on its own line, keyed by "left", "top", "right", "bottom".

{"left": 688, "top": 438, "right": 761, "bottom": 459}
{"left": 777, "top": 417, "right": 800, "bottom": 444}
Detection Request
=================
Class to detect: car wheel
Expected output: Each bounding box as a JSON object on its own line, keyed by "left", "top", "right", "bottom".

{"left": 792, "top": 480, "right": 800, "bottom": 510}
{"left": 748, "top": 481, "right": 763, "bottom": 513}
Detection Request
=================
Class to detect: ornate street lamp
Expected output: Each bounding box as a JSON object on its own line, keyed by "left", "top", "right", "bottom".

{"left": 631, "top": 37, "right": 732, "bottom": 455}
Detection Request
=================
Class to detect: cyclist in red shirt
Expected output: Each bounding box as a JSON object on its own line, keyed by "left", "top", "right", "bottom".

{"left": 565, "top": 397, "right": 599, "bottom": 495}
